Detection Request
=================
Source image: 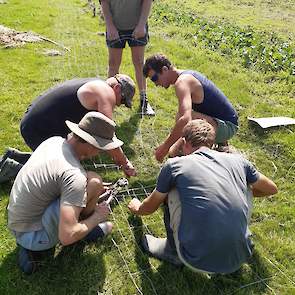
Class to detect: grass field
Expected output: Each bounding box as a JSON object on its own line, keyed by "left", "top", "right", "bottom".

{"left": 0, "top": 0, "right": 294, "bottom": 294}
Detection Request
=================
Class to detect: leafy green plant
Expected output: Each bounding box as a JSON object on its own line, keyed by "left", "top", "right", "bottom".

{"left": 151, "top": 3, "right": 295, "bottom": 74}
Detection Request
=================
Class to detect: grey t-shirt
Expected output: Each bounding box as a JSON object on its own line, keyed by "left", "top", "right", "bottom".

{"left": 8, "top": 137, "right": 87, "bottom": 232}
{"left": 156, "top": 147, "right": 259, "bottom": 274}
{"left": 108, "top": 0, "right": 143, "bottom": 30}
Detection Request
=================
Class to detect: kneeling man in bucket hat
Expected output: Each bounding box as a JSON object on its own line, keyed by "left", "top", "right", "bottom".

{"left": 7, "top": 112, "right": 123, "bottom": 274}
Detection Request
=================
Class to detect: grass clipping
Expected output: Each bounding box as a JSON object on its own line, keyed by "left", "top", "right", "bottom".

{"left": 0, "top": 24, "right": 70, "bottom": 51}
{"left": 0, "top": 24, "right": 44, "bottom": 48}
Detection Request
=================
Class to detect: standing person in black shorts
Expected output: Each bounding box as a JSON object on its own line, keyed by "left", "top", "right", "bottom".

{"left": 0, "top": 75, "right": 136, "bottom": 183}
{"left": 100, "top": 0, "right": 155, "bottom": 116}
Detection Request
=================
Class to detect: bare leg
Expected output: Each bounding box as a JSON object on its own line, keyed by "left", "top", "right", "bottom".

{"left": 81, "top": 172, "right": 113, "bottom": 241}
{"left": 107, "top": 48, "right": 123, "bottom": 77}
{"left": 131, "top": 45, "right": 146, "bottom": 92}
{"left": 80, "top": 171, "right": 104, "bottom": 218}
{"left": 131, "top": 45, "right": 155, "bottom": 115}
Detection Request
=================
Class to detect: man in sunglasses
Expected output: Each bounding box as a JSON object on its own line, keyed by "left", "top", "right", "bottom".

{"left": 143, "top": 54, "right": 239, "bottom": 162}
{"left": 0, "top": 74, "right": 136, "bottom": 183}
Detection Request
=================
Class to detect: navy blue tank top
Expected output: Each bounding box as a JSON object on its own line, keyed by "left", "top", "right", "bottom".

{"left": 181, "top": 70, "right": 238, "bottom": 125}
{"left": 21, "top": 78, "right": 101, "bottom": 143}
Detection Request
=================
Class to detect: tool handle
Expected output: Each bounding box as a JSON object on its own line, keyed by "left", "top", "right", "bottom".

{"left": 97, "top": 190, "right": 111, "bottom": 203}
{"left": 106, "top": 194, "right": 114, "bottom": 205}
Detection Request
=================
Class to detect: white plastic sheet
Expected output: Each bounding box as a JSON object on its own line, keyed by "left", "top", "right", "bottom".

{"left": 248, "top": 117, "right": 295, "bottom": 129}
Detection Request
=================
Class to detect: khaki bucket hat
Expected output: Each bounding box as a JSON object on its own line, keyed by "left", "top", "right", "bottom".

{"left": 66, "top": 111, "right": 123, "bottom": 150}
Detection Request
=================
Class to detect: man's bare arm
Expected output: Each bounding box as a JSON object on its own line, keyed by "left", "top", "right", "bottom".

{"left": 59, "top": 202, "right": 110, "bottom": 246}
{"left": 138, "top": 0, "right": 152, "bottom": 26}
{"left": 100, "top": 0, "right": 119, "bottom": 40}
{"left": 77, "top": 81, "right": 116, "bottom": 119}
{"left": 128, "top": 189, "right": 167, "bottom": 215}
{"left": 154, "top": 81, "right": 192, "bottom": 162}
{"left": 165, "top": 81, "right": 192, "bottom": 147}
{"left": 107, "top": 147, "right": 136, "bottom": 177}
{"left": 133, "top": 0, "right": 153, "bottom": 39}
{"left": 251, "top": 173, "right": 278, "bottom": 197}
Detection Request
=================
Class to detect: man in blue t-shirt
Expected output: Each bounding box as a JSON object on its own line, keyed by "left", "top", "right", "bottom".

{"left": 143, "top": 53, "right": 239, "bottom": 162}
{"left": 128, "top": 119, "right": 277, "bottom": 274}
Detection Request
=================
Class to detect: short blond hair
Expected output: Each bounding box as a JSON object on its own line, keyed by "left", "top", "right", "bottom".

{"left": 183, "top": 119, "right": 216, "bottom": 148}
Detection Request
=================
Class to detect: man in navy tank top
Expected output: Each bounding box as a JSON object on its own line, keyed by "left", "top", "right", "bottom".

{"left": 143, "top": 53, "right": 239, "bottom": 162}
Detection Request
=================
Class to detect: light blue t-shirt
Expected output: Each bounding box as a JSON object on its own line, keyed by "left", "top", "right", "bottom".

{"left": 156, "top": 147, "right": 259, "bottom": 274}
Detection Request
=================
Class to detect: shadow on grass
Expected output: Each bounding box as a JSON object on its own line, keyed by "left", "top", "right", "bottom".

{"left": 0, "top": 241, "right": 108, "bottom": 295}
{"left": 246, "top": 121, "right": 280, "bottom": 140}
{"left": 128, "top": 215, "right": 271, "bottom": 295}
{"left": 115, "top": 112, "right": 142, "bottom": 158}
{"left": 242, "top": 121, "right": 294, "bottom": 158}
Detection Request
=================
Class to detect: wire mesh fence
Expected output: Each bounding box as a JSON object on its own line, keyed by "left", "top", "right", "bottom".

{"left": 15, "top": 1, "right": 293, "bottom": 294}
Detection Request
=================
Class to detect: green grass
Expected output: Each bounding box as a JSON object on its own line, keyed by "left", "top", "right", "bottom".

{"left": 1, "top": 0, "right": 295, "bottom": 294}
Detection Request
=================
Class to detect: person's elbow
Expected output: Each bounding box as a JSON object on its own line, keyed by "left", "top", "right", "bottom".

{"left": 252, "top": 176, "right": 278, "bottom": 197}
{"left": 59, "top": 232, "right": 76, "bottom": 246}
{"left": 178, "top": 113, "right": 191, "bottom": 126}
{"left": 58, "top": 227, "right": 80, "bottom": 246}
{"left": 269, "top": 182, "right": 278, "bottom": 195}
{"left": 264, "top": 177, "right": 278, "bottom": 196}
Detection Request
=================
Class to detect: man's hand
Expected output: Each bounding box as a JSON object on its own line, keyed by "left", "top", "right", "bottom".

{"left": 132, "top": 24, "right": 146, "bottom": 39}
{"left": 155, "top": 143, "right": 169, "bottom": 162}
{"left": 128, "top": 198, "right": 142, "bottom": 214}
{"left": 106, "top": 25, "right": 119, "bottom": 41}
{"left": 121, "top": 160, "right": 137, "bottom": 177}
{"left": 93, "top": 201, "right": 110, "bottom": 223}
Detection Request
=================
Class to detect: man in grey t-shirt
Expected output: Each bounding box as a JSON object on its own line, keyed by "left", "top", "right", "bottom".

{"left": 128, "top": 119, "right": 278, "bottom": 274}
{"left": 8, "top": 111, "right": 125, "bottom": 274}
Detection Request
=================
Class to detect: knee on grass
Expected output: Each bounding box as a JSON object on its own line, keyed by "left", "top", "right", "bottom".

{"left": 86, "top": 171, "right": 104, "bottom": 197}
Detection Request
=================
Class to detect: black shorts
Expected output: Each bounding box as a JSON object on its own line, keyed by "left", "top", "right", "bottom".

{"left": 106, "top": 25, "right": 149, "bottom": 48}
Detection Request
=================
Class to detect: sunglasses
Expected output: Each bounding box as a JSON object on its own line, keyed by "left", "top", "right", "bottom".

{"left": 114, "top": 76, "right": 126, "bottom": 104}
{"left": 150, "top": 72, "right": 159, "bottom": 83}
